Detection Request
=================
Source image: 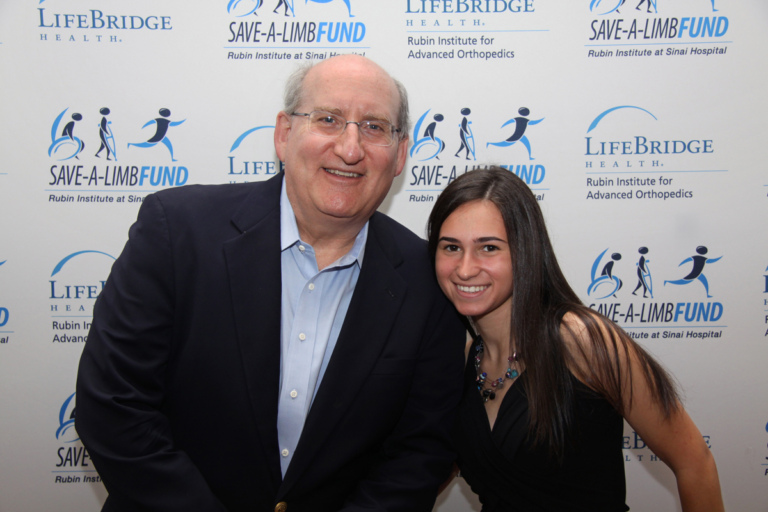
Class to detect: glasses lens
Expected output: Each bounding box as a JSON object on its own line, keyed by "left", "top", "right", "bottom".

{"left": 359, "top": 120, "right": 394, "bottom": 146}
{"left": 307, "top": 111, "right": 395, "bottom": 146}
{"left": 309, "top": 111, "right": 345, "bottom": 136}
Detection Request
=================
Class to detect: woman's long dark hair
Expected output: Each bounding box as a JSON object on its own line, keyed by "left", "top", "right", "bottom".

{"left": 428, "top": 166, "right": 680, "bottom": 459}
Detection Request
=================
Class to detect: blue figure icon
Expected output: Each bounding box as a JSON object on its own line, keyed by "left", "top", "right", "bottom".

{"left": 454, "top": 108, "right": 475, "bottom": 161}
{"left": 56, "top": 393, "right": 78, "bottom": 442}
{"left": 307, "top": 0, "right": 353, "bottom": 17}
{"left": 589, "top": 0, "right": 637, "bottom": 15}
{"left": 635, "top": 0, "right": 657, "bottom": 13}
{"left": 127, "top": 108, "right": 186, "bottom": 162}
{"left": 631, "top": 247, "right": 653, "bottom": 298}
{"left": 95, "top": 107, "right": 116, "bottom": 161}
{"left": 228, "top": 0, "right": 263, "bottom": 16}
{"left": 48, "top": 111, "right": 86, "bottom": 160}
{"left": 273, "top": 0, "right": 295, "bottom": 15}
{"left": 410, "top": 110, "right": 445, "bottom": 161}
{"left": 486, "top": 107, "right": 543, "bottom": 160}
{"left": 664, "top": 246, "right": 722, "bottom": 298}
{"left": 588, "top": 249, "right": 623, "bottom": 299}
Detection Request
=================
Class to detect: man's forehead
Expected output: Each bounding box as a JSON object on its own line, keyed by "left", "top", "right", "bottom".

{"left": 301, "top": 60, "right": 399, "bottom": 113}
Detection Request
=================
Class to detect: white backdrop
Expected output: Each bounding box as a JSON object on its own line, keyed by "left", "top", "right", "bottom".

{"left": 1, "top": 1, "right": 767, "bottom": 510}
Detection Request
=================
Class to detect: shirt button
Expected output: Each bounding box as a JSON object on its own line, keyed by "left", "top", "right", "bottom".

{"left": 298, "top": 333, "right": 306, "bottom": 341}
{"left": 308, "top": 283, "right": 315, "bottom": 291}
{"left": 281, "top": 449, "right": 290, "bottom": 457}
{"left": 290, "top": 389, "right": 298, "bottom": 398}
{"left": 298, "top": 245, "right": 306, "bottom": 252}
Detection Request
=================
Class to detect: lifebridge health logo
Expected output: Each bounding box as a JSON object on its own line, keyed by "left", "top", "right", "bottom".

{"left": 0, "top": 260, "right": 10, "bottom": 346}
{"left": 227, "top": 121, "right": 282, "bottom": 183}
{"left": 586, "top": 244, "right": 726, "bottom": 341}
{"left": 47, "top": 106, "right": 190, "bottom": 205}
{"left": 587, "top": 0, "right": 730, "bottom": 59}
{"left": 622, "top": 426, "right": 713, "bottom": 464}
{"left": 226, "top": 0, "right": 367, "bottom": 62}
{"left": 404, "top": 0, "right": 538, "bottom": 64}
{"left": 583, "top": 105, "right": 719, "bottom": 203}
{"left": 53, "top": 392, "right": 101, "bottom": 484}
{"left": 406, "top": 104, "right": 548, "bottom": 203}
{"left": 49, "top": 250, "right": 115, "bottom": 345}
{"left": 36, "top": 0, "right": 173, "bottom": 44}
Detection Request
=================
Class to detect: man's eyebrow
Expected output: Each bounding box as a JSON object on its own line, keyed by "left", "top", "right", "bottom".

{"left": 314, "top": 106, "right": 343, "bottom": 114}
{"left": 314, "top": 106, "right": 392, "bottom": 122}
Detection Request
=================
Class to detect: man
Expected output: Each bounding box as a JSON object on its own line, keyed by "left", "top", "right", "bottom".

{"left": 75, "top": 55, "right": 466, "bottom": 512}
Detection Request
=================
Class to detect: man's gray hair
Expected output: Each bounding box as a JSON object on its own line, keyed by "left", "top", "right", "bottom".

{"left": 283, "top": 59, "right": 410, "bottom": 139}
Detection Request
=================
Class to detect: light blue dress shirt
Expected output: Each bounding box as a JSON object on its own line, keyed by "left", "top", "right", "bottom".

{"left": 277, "top": 181, "right": 367, "bottom": 476}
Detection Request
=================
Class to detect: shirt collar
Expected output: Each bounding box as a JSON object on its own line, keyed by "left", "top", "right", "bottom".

{"left": 279, "top": 176, "right": 368, "bottom": 267}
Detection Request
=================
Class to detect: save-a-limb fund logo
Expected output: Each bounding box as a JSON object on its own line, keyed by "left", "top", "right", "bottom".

{"left": 587, "top": 0, "right": 730, "bottom": 58}
{"left": 584, "top": 105, "right": 718, "bottom": 203}
{"left": 47, "top": 106, "right": 190, "bottom": 205}
{"left": 227, "top": 122, "right": 282, "bottom": 183}
{"left": 49, "top": 250, "right": 115, "bottom": 345}
{"left": 407, "top": 104, "right": 548, "bottom": 204}
{"left": 36, "top": 0, "right": 173, "bottom": 45}
{"left": 763, "top": 265, "right": 768, "bottom": 339}
{"left": 56, "top": 393, "right": 79, "bottom": 444}
{"left": 53, "top": 392, "right": 101, "bottom": 484}
{"left": 586, "top": 244, "right": 726, "bottom": 341}
{"left": 0, "top": 260, "right": 10, "bottom": 346}
{"left": 226, "top": 0, "right": 367, "bottom": 61}
{"left": 763, "top": 420, "right": 768, "bottom": 477}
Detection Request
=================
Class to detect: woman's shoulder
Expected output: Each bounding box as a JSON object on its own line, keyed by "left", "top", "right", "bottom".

{"left": 560, "top": 309, "right": 624, "bottom": 349}
{"left": 559, "top": 309, "right": 631, "bottom": 390}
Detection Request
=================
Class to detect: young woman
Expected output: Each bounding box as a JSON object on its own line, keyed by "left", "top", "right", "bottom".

{"left": 428, "top": 167, "right": 723, "bottom": 512}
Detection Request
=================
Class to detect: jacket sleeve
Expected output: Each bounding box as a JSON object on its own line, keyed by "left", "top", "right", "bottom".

{"left": 75, "top": 193, "right": 228, "bottom": 512}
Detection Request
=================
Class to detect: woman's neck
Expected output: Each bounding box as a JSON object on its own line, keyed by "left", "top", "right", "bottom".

{"left": 472, "top": 311, "right": 512, "bottom": 362}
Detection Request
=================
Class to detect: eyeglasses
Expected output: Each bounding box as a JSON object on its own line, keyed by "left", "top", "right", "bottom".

{"left": 291, "top": 110, "right": 401, "bottom": 147}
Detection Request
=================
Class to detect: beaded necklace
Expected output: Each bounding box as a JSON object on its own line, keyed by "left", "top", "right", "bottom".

{"left": 474, "top": 336, "right": 519, "bottom": 403}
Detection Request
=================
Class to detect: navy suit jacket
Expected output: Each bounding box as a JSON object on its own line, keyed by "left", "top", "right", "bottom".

{"left": 76, "top": 173, "right": 466, "bottom": 512}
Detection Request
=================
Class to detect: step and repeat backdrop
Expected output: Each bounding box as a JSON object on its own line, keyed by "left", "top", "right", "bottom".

{"left": 1, "top": 1, "right": 766, "bottom": 510}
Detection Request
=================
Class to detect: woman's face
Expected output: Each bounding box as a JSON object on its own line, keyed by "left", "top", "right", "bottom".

{"left": 434, "top": 200, "right": 514, "bottom": 322}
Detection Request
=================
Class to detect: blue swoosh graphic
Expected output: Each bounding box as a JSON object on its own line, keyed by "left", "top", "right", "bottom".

{"left": 51, "top": 251, "right": 116, "bottom": 277}
{"left": 587, "top": 106, "right": 657, "bottom": 133}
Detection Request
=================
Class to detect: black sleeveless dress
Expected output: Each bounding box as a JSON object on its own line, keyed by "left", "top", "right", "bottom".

{"left": 453, "top": 342, "right": 630, "bottom": 512}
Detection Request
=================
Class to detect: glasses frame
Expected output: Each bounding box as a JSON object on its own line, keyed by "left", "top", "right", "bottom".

{"left": 291, "top": 110, "right": 402, "bottom": 147}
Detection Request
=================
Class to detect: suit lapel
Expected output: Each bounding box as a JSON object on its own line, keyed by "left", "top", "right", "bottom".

{"left": 279, "top": 214, "right": 408, "bottom": 491}
{"left": 223, "top": 175, "right": 284, "bottom": 489}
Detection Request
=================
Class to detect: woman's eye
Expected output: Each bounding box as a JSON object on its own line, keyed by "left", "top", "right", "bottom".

{"left": 482, "top": 245, "right": 499, "bottom": 252}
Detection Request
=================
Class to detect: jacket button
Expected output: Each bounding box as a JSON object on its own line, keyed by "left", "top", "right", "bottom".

{"left": 275, "top": 501, "right": 288, "bottom": 512}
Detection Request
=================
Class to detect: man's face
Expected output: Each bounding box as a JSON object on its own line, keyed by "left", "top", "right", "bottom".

{"left": 275, "top": 56, "right": 408, "bottom": 232}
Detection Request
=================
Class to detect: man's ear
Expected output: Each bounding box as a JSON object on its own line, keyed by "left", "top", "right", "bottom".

{"left": 274, "top": 111, "right": 292, "bottom": 162}
{"left": 394, "top": 134, "right": 409, "bottom": 177}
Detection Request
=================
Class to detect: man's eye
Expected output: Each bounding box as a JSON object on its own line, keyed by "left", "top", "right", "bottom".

{"left": 318, "top": 116, "right": 338, "bottom": 125}
{"left": 365, "top": 121, "right": 384, "bottom": 132}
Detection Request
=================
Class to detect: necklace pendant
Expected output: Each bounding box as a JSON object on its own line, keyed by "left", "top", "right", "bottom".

{"left": 474, "top": 336, "right": 519, "bottom": 402}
